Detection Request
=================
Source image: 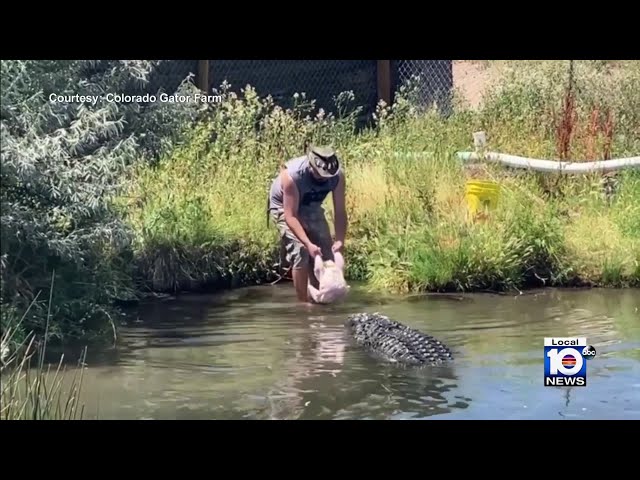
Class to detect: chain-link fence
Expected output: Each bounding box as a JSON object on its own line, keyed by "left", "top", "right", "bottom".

{"left": 147, "top": 60, "right": 381, "bottom": 122}
{"left": 144, "top": 60, "right": 638, "bottom": 126}
{"left": 209, "top": 60, "right": 380, "bottom": 118}
{"left": 396, "top": 60, "right": 454, "bottom": 115}
{"left": 146, "top": 60, "right": 199, "bottom": 96}
{"left": 145, "top": 60, "right": 457, "bottom": 123}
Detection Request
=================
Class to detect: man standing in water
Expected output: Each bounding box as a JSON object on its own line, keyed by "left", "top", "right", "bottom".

{"left": 267, "top": 145, "right": 348, "bottom": 303}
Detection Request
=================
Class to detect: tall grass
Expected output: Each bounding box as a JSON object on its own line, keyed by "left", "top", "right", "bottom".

{"left": 121, "top": 61, "right": 640, "bottom": 296}
{"left": 1, "top": 276, "right": 87, "bottom": 420}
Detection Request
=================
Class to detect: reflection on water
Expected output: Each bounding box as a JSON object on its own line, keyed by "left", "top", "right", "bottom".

{"left": 44, "top": 285, "right": 640, "bottom": 419}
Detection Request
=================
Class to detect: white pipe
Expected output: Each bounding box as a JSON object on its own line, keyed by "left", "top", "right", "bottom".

{"left": 457, "top": 151, "right": 640, "bottom": 173}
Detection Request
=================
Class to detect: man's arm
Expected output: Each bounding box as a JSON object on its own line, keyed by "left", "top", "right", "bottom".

{"left": 332, "top": 171, "right": 348, "bottom": 245}
{"left": 282, "top": 169, "right": 313, "bottom": 248}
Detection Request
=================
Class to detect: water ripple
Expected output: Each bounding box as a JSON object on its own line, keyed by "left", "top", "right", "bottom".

{"left": 45, "top": 286, "right": 640, "bottom": 419}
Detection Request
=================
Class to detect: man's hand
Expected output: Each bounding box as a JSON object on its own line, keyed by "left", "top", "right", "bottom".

{"left": 306, "top": 243, "right": 322, "bottom": 259}
{"left": 331, "top": 240, "right": 343, "bottom": 253}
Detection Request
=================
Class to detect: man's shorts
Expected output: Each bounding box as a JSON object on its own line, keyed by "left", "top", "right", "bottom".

{"left": 271, "top": 206, "right": 334, "bottom": 270}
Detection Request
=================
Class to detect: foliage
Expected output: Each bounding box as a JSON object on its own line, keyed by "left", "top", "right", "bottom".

{"left": 2, "top": 60, "right": 639, "bottom": 347}
{"left": 124, "top": 61, "right": 640, "bottom": 296}
{"left": 1, "top": 281, "right": 87, "bottom": 420}
{"left": 0, "top": 60, "right": 201, "bottom": 344}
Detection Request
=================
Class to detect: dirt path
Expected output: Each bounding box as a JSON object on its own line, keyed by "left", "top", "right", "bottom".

{"left": 452, "top": 61, "right": 503, "bottom": 109}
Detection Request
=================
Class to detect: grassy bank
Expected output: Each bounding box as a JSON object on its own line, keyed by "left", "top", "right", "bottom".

{"left": 123, "top": 61, "right": 640, "bottom": 295}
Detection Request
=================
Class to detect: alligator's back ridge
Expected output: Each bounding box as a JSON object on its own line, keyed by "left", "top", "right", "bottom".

{"left": 345, "top": 312, "right": 453, "bottom": 366}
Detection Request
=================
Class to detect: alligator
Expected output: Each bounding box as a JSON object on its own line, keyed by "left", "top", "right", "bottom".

{"left": 345, "top": 312, "right": 453, "bottom": 366}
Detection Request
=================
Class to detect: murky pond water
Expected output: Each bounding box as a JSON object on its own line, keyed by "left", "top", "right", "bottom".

{"left": 51, "top": 285, "right": 640, "bottom": 419}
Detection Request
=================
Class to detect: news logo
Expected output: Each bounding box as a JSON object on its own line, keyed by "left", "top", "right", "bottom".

{"left": 544, "top": 337, "right": 597, "bottom": 387}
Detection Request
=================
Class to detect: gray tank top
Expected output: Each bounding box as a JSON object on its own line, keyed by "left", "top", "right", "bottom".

{"left": 268, "top": 155, "right": 340, "bottom": 214}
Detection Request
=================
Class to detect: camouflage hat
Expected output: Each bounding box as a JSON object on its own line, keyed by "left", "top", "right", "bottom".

{"left": 308, "top": 145, "right": 340, "bottom": 178}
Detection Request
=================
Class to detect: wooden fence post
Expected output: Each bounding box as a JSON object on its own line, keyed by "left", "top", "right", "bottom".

{"left": 197, "top": 60, "right": 210, "bottom": 92}
{"left": 376, "top": 60, "right": 392, "bottom": 105}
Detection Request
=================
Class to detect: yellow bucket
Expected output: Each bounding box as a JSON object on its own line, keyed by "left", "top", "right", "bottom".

{"left": 465, "top": 180, "right": 500, "bottom": 217}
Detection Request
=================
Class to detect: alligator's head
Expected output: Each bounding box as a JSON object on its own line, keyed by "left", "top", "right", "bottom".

{"left": 345, "top": 312, "right": 375, "bottom": 328}
{"left": 345, "top": 312, "right": 394, "bottom": 328}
